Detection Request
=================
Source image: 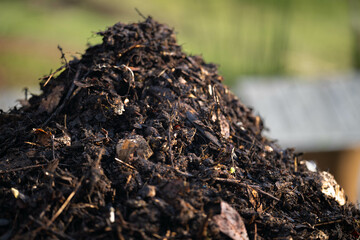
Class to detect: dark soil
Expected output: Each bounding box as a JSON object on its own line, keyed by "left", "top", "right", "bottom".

{"left": 1, "top": 17, "right": 359, "bottom": 240}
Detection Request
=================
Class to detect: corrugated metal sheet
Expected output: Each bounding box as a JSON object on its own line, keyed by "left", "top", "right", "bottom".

{"left": 236, "top": 74, "right": 360, "bottom": 151}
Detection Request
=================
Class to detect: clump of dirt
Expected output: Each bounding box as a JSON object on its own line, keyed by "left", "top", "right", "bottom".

{"left": 1, "top": 17, "right": 359, "bottom": 239}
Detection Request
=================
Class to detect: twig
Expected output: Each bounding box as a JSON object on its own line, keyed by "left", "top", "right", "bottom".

{"left": 214, "top": 177, "right": 280, "bottom": 201}
{"left": 120, "top": 64, "right": 134, "bottom": 81}
{"left": 174, "top": 168, "right": 194, "bottom": 178}
{"left": 314, "top": 219, "right": 343, "bottom": 227}
{"left": 57, "top": 45, "right": 68, "bottom": 67}
{"left": 167, "top": 101, "right": 177, "bottom": 167}
{"left": 0, "top": 164, "right": 46, "bottom": 174}
{"left": 23, "top": 87, "right": 29, "bottom": 101}
{"left": 95, "top": 147, "right": 105, "bottom": 166}
{"left": 167, "top": 125, "right": 174, "bottom": 166}
{"left": 117, "top": 45, "right": 145, "bottom": 58}
{"left": 115, "top": 157, "right": 136, "bottom": 170}
{"left": 42, "top": 64, "right": 66, "bottom": 87}
{"left": 51, "top": 134, "right": 55, "bottom": 160}
{"left": 135, "top": 8, "right": 147, "bottom": 20}
{"left": 119, "top": 64, "right": 135, "bottom": 96}
{"left": 47, "top": 175, "right": 84, "bottom": 227}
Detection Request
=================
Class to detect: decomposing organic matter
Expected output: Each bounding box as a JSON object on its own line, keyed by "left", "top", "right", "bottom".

{"left": 1, "top": 17, "right": 359, "bottom": 239}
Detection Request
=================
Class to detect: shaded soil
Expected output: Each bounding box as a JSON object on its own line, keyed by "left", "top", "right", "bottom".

{"left": 1, "top": 17, "right": 359, "bottom": 239}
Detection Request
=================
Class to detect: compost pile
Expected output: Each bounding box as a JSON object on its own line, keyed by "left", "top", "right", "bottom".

{"left": 1, "top": 17, "right": 359, "bottom": 240}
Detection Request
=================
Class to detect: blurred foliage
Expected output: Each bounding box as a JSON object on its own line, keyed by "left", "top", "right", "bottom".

{"left": 349, "top": 0, "right": 360, "bottom": 70}
{"left": 0, "top": 0, "right": 356, "bottom": 88}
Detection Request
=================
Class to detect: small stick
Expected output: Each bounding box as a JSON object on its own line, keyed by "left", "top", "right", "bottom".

{"left": 167, "top": 101, "right": 179, "bottom": 167}
{"left": 0, "top": 164, "right": 46, "bottom": 174}
{"left": 47, "top": 175, "right": 84, "bottom": 227}
{"left": 120, "top": 64, "right": 135, "bottom": 95}
{"left": 23, "top": 87, "right": 29, "bottom": 101}
{"left": 51, "top": 134, "right": 55, "bottom": 160}
{"left": 314, "top": 219, "right": 343, "bottom": 227}
{"left": 57, "top": 45, "right": 68, "bottom": 67}
{"left": 115, "top": 157, "right": 136, "bottom": 170}
{"left": 135, "top": 8, "right": 147, "bottom": 20}
{"left": 94, "top": 147, "right": 105, "bottom": 166}
{"left": 42, "top": 65, "right": 66, "bottom": 87}
{"left": 174, "top": 168, "right": 194, "bottom": 178}
{"left": 167, "top": 123, "right": 174, "bottom": 167}
{"left": 117, "top": 45, "right": 145, "bottom": 58}
{"left": 120, "top": 64, "right": 134, "bottom": 81}
{"left": 214, "top": 177, "right": 280, "bottom": 201}
{"left": 24, "top": 141, "right": 40, "bottom": 146}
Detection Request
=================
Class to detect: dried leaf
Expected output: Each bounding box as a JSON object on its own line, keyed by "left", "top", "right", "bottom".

{"left": 213, "top": 201, "right": 249, "bottom": 240}
{"left": 247, "top": 186, "right": 262, "bottom": 211}
{"left": 38, "top": 85, "right": 64, "bottom": 113}
{"left": 185, "top": 106, "right": 221, "bottom": 147}
{"left": 203, "top": 130, "right": 221, "bottom": 148}
{"left": 219, "top": 114, "right": 230, "bottom": 139}
{"left": 33, "top": 128, "right": 52, "bottom": 146}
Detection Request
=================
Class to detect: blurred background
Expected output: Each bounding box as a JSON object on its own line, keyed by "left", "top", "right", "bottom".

{"left": 1, "top": 0, "right": 360, "bottom": 203}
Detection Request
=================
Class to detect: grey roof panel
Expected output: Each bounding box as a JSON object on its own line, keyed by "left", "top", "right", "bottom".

{"left": 235, "top": 74, "right": 360, "bottom": 151}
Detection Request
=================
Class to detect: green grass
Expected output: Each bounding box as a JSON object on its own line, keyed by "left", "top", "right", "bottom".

{"left": 0, "top": 50, "right": 55, "bottom": 86}
{"left": 0, "top": 1, "right": 115, "bottom": 51}
{"left": 0, "top": 0, "right": 356, "bottom": 88}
